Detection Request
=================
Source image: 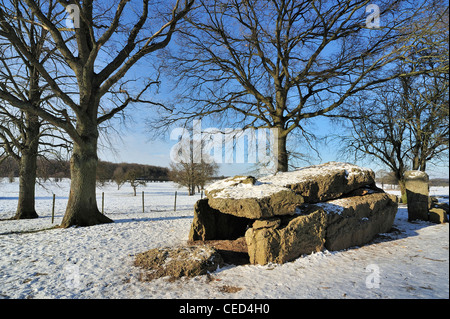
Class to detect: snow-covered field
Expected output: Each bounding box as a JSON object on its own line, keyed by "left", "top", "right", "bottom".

{"left": 0, "top": 178, "right": 448, "bottom": 299}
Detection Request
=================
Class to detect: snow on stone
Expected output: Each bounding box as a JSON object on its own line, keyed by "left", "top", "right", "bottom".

{"left": 206, "top": 162, "right": 374, "bottom": 200}
{"left": 406, "top": 170, "right": 428, "bottom": 178}
{"left": 314, "top": 201, "right": 346, "bottom": 215}
{"left": 206, "top": 176, "right": 250, "bottom": 191}
{"left": 259, "top": 161, "right": 373, "bottom": 187}
{"left": 210, "top": 182, "right": 285, "bottom": 199}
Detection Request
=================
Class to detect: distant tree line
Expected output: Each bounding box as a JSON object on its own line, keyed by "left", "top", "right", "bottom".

{"left": 0, "top": 156, "right": 170, "bottom": 182}
{"left": 375, "top": 170, "right": 449, "bottom": 188}
{"left": 429, "top": 179, "right": 450, "bottom": 187}
{"left": 98, "top": 161, "right": 170, "bottom": 183}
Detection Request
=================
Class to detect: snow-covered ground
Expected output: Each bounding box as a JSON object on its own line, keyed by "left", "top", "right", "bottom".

{"left": 0, "top": 178, "right": 448, "bottom": 299}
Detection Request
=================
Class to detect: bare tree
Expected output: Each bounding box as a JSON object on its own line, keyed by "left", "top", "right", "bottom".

{"left": 0, "top": 0, "right": 70, "bottom": 219}
{"left": 337, "top": 73, "right": 448, "bottom": 202}
{"left": 337, "top": 82, "right": 411, "bottom": 201}
{"left": 112, "top": 165, "right": 126, "bottom": 190}
{"left": 169, "top": 160, "right": 218, "bottom": 195}
{"left": 0, "top": 106, "right": 70, "bottom": 219}
{"left": 401, "top": 76, "right": 449, "bottom": 172}
{"left": 169, "top": 124, "right": 219, "bottom": 195}
{"left": 0, "top": 109, "right": 40, "bottom": 219}
{"left": 169, "top": 162, "right": 196, "bottom": 195}
{"left": 0, "top": 0, "right": 194, "bottom": 227}
{"left": 335, "top": 2, "right": 449, "bottom": 202}
{"left": 152, "top": 0, "right": 445, "bottom": 172}
{"left": 123, "top": 169, "right": 146, "bottom": 196}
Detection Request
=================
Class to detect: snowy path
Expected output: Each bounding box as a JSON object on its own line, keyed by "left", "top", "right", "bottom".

{"left": 0, "top": 179, "right": 448, "bottom": 299}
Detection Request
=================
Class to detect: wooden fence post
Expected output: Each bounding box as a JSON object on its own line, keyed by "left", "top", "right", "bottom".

{"left": 51, "top": 194, "right": 55, "bottom": 223}
{"left": 142, "top": 191, "right": 145, "bottom": 213}
{"left": 102, "top": 192, "right": 105, "bottom": 214}
{"left": 174, "top": 191, "right": 177, "bottom": 212}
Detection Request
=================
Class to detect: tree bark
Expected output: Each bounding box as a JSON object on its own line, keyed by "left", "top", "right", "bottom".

{"left": 412, "top": 150, "right": 420, "bottom": 171}
{"left": 60, "top": 124, "right": 113, "bottom": 228}
{"left": 13, "top": 112, "right": 40, "bottom": 220}
{"left": 398, "top": 178, "right": 407, "bottom": 204}
{"left": 276, "top": 129, "right": 288, "bottom": 172}
{"left": 14, "top": 149, "right": 39, "bottom": 219}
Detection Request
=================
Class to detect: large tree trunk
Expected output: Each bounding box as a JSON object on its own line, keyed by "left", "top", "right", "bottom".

{"left": 13, "top": 112, "right": 39, "bottom": 220}
{"left": 14, "top": 150, "right": 39, "bottom": 219}
{"left": 60, "top": 124, "right": 113, "bottom": 228}
{"left": 276, "top": 129, "right": 288, "bottom": 172}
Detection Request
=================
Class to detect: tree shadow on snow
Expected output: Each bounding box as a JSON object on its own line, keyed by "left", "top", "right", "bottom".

{"left": 0, "top": 196, "right": 69, "bottom": 200}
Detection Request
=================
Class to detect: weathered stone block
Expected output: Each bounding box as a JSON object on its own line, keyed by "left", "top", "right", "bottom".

{"left": 245, "top": 209, "right": 327, "bottom": 265}
{"left": 204, "top": 162, "right": 375, "bottom": 219}
{"left": 429, "top": 208, "right": 448, "bottom": 224}
{"left": 258, "top": 162, "right": 376, "bottom": 203}
{"left": 405, "top": 170, "right": 429, "bottom": 221}
{"left": 433, "top": 202, "right": 449, "bottom": 214}
{"left": 208, "top": 189, "right": 304, "bottom": 219}
{"left": 305, "top": 192, "right": 398, "bottom": 251}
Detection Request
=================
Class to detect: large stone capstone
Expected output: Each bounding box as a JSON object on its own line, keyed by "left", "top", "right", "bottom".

{"left": 258, "top": 162, "right": 376, "bottom": 203}
{"left": 188, "top": 162, "right": 398, "bottom": 265}
{"left": 205, "top": 162, "right": 375, "bottom": 219}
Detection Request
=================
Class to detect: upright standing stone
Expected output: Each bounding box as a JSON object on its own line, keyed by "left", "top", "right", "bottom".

{"left": 405, "top": 170, "right": 429, "bottom": 221}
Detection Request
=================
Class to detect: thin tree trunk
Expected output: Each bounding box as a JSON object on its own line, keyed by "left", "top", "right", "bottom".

{"left": 398, "top": 178, "right": 407, "bottom": 204}
{"left": 412, "top": 152, "right": 420, "bottom": 171}
{"left": 60, "top": 125, "right": 112, "bottom": 228}
{"left": 419, "top": 162, "right": 426, "bottom": 172}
